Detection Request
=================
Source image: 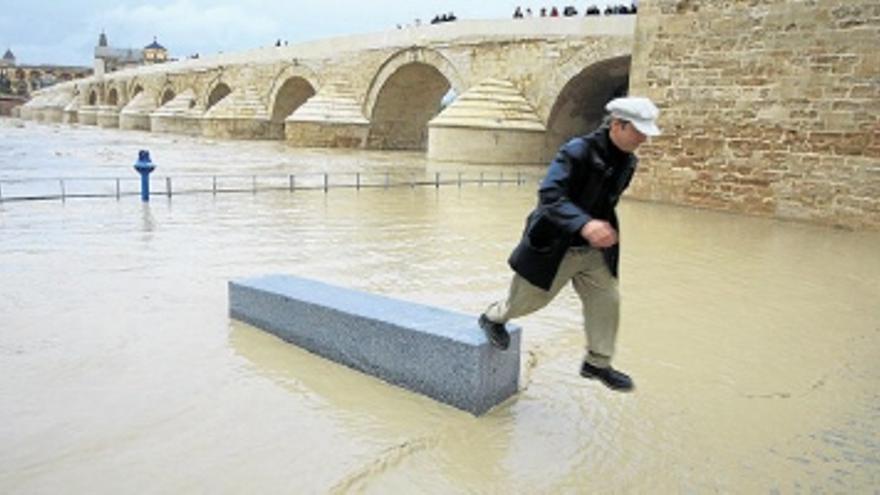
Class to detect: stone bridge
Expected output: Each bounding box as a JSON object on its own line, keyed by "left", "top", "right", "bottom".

{"left": 16, "top": 3, "right": 880, "bottom": 229}
{"left": 22, "top": 17, "right": 635, "bottom": 164}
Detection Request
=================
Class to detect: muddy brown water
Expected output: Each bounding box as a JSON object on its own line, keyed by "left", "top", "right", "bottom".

{"left": 2, "top": 120, "right": 879, "bottom": 493}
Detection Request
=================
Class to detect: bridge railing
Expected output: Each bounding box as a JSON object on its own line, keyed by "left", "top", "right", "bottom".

{"left": 0, "top": 170, "right": 544, "bottom": 203}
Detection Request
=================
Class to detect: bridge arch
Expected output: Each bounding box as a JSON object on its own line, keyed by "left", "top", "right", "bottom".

{"left": 544, "top": 52, "right": 631, "bottom": 156}
{"left": 268, "top": 64, "right": 320, "bottom": 124}
{"left": 127, "top": 78, "right": 145, "bottom": 99}
{"left": 159, "top": 86, "right": 176, "bottom": 106}
{"left": 206, "top": 81, "right": 232, "bottom": 110}
{"left": 365, "top": 48, "right": 465, "bottom": 150}
{"left": 107, "top": 87, "right": 119, "bottom": 106}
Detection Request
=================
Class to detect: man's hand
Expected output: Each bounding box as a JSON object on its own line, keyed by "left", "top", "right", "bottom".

{"left": 580, "top": 219, "right": 618, "bottom": 248}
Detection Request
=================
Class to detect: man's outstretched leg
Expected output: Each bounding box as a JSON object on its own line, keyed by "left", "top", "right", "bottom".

{"left": 480, "top": 251, "right": 581, "bottom": 350}
{"left": 572, "top": 249, "right": 633, "bottom": 392}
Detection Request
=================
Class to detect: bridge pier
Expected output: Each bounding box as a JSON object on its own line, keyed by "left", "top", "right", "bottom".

{"left": 119, "top": 112, "right": 151, "bottom": 131}
{"left": 33, "top": 92, "right": 70, "bottom": 123}
{"left": 150, "top": 90, "right": 202, "bottom": 136}
{"left": 428, "top": 127, "right": 546, "bottom": 165}
{"left": 428, "top": 79, "right": 547, "bottom": 165}
{"left": 42, "top": 106, "right": 64, "bottom": 123}
{"left": 284, "top": 82, "right": 370, "bottom": 148}
{"left": 285, "top": 121, "right": 369, "bottom": 148}
{"left": 62, "top": 100, "right": 79, "bottom": 124}
{"left": 150, "top": 114, "right": 201, "bottom": 135}
{"left": 120, "top": 93, "right": 156, "bottom": 131}
{"left": 201, "top": 85, "right": 281, "bottom": 140}
{"left": 202, "top": 118, "right": 279, "bottom": 140}
{"left": 96, "top": 105, "right": 120, "bottom": 128}
{"left": 78, "top": 106, "right": 98, "bottom": 125}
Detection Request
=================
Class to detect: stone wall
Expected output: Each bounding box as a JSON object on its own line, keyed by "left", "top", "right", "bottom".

{"left": 629, "top": 0, "right": 880, "bottom": 229}
{"left": 0, "top": 96, "right": 26, "bottom": 116}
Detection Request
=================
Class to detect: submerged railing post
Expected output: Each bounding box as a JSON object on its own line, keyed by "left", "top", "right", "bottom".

{"left": 289, "top": 174, "right": 295, "bottom": 192}
{"left": 59, "top": 179, "right": 66, "bottom": 202}
{"left": 356, "top": 172, "right": 360, "bottom": 190}
{"left": 385, "top": 172, "right": 390, "bottom": 189}
{"left": 479, "top": 172, "right": 484, "bottom": 186}
{"left": 166, "top": 177, "right": 172, "bottom": 198}
{"left": 323, "top": 173, "right": 329, "bottom": 193}
{"left": 133, "top": 150, "right": 156, "bottom": 202}
{"left": 115, "top": 178, "right": 120, "bottom": 200}
{"left": 435, "top": 172, "right": 440, "bottom": 189}
{"left": 213, "top": 176, "right": 217, "bottom": 195}
{"left": 252, "top": 175, "right": 257, "bottom": 194}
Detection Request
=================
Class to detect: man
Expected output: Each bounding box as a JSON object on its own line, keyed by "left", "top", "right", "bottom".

{"left": 479, "top": 96, "right": 661, "bottom": 392}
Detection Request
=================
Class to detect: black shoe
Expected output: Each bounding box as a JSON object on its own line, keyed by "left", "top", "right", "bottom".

{"left": 478, "top": 314, "right": 510, "bottom": 350}
{"left": 580, "top": 361, "right": 634, "bottom": 392}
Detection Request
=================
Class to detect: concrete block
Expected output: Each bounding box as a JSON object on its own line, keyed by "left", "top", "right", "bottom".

{"left": 229, "top": 275, "right": 520, "bottom": 415}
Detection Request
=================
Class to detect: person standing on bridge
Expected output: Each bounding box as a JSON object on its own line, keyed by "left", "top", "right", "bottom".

{"left": 478, "top": 96, "right": 661, "bottom": 392}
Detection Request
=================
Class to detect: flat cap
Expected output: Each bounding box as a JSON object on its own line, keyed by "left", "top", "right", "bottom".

{"left": 605, "top": 96, "right": 661, "bottom": 136}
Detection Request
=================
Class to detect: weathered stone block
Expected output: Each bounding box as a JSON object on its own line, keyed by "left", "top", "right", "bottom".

{"left": 229, "top": 275, "right": 521, "bottom": 415}
{"left": 96, "top": 106, "right": 120, "bottom": 128}
{"left": 285, "top": 122, "right": 369, "bottom": 148}
{"left": 42, "top": 108, "right": 64, "bottom": 123}
{"left": 631, "top": 0, "right": 880, "bottom": 229}
{"left": 150, "top": 115, "right": 201, "bottom": 136}
{"left": 119, "top": 113, "right": 151, "bottom": 131}
{"left": 428, "top": 126, "right": 546, "bottom": 165}
{"left": 201, "top": 118, "right": 280, "bottom": 140}
{"left": 77, "top": 107, "right": 98, "bottom": 126}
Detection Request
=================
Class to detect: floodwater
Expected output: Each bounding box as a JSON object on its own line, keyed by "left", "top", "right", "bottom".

{"left": 2, "top": 119, "right": 879, "bottom": 493}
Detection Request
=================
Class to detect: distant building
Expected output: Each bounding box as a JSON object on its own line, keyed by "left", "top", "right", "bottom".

{"left": 1, "top": 48, "right": 16, "bottom": 67}
{"left": 0, "top": 47, "right": 91, "bottom": 100}
{"left": 94, "top": 32, "right": 170, "bottom": 75}
{"left": 144, "top": 38, "right": 168, "bottom": 63}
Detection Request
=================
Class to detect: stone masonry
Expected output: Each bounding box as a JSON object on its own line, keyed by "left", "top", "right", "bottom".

{"left": 20, "top": 11, "right": 880, "bottom": 229}
{"left": 629, "top": 0, "right": 880, "bottom": 229}
{"left": 22, "top": 18, "right": 635, "bottom": 165}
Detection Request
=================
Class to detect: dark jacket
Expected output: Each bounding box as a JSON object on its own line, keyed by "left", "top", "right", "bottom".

{"left": 508, "top": 126, "right": 637, "bottom": 290}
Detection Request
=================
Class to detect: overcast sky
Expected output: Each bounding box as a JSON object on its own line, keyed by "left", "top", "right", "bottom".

{"left": 0, "top": 0, "right": 625, "bottom": 66}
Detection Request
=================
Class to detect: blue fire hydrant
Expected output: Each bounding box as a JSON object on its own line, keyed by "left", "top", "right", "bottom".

{"left": 133, "top": 150, "right": 155, "bottom": 202}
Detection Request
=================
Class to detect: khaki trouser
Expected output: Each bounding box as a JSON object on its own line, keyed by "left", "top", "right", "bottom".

{"left": 484, "top": 247, "right": 619, "bottom": 368}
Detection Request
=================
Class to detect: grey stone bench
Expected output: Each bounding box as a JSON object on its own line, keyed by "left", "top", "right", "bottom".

{"left": 228, "top": 275, "right": 521, "bottom": 415}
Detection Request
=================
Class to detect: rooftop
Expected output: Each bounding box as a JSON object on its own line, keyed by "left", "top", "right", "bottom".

{"left": 145, "top": 38, "right": 165, "bottom": 51}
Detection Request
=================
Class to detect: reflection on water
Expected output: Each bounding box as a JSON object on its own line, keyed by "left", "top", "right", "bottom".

{"left": 140, "top": 203, "right": 156, "bottom": 233}
{"left": 1, "top": 121, "right": 879, "bottom": 493}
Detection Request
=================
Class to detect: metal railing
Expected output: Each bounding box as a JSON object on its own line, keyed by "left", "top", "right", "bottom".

{"left": 0, "top": 170, "right": 543, "bottom": 203}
